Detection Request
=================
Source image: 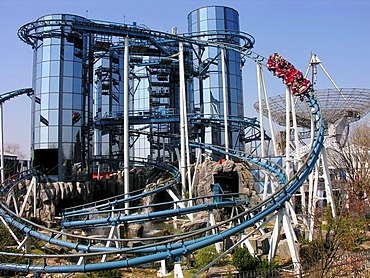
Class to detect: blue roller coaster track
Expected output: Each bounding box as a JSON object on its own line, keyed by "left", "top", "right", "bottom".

{"left": 0, "top": 18, "right": 325, "bottom": 274}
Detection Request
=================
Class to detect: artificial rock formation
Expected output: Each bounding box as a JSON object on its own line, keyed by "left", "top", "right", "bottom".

{"left": 183, "top": 158, "right": 260, "bottom": 231}
{"left": 192, "top": 158, "right": 259, "bottom": 204}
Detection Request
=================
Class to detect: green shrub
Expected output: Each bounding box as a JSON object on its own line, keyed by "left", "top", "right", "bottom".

{"left": 194, "top": 245, "right": 221, "bottom": 268}
{"left": 232, "top": 247, "right": 259, "bottom": 272}
{"left": 82, "top": 268, "right": 123, "bottom": 278}
{"left": 256, "top": 258, "right": 279, "bottom": 271}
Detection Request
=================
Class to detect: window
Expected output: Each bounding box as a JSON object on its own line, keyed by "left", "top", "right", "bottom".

{"left": 41, "top": 94, "right": 49, "bottom": 110}
{"left": 42, "top": 62, "right": 50, "bottom": 77}
{"left": 64, "top": 61, "right": 74, "bottom": 76}
{"left": 50, "top": 61, "right": 60, "bottom": 76}
{"left": 207, "top": 7, "right": 216, "bottom": 19}
{"left": 43, "top": 45, "right": 51, "bottom": 61}
{"left": 63, "top": 110, "right": 73, "bottom": 126}
{"left": 49, "top": 77, "right": 59, "bottom": 92}
{"left": 49, "top": 126, "right": 58, "bottom": 142}
{"left": 50, "top": 45, "right": 60, "bottom": 60}
{"left": 64, "top": 44, "right": 74, "bottom": 61}
{"left": 49, "top": 109, "right": 58, "bottom": 125}
{"left": 49, "top": 93, "right": 59, "bottom": 109}
{"left": 63, "top": 77, "right": 73, "bottom": 93}
{"left": 40, "top": 126, "right": 48, "bottom": 143}
{"left": 72, "top": 93, "right": 82, "bottom": 109}
{"left": 62, "top": 127, "right": 72, "bottom": 142}
{"left": 215, "top": 7, "right": 225, "bottom": 21}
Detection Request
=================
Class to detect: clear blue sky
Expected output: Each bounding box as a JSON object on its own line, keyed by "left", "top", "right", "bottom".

{"left": 1, "top": 0, "right": 369, "bottom": 158}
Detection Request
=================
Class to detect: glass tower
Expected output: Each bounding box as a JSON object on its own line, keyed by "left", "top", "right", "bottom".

{"left": 23, "top": 5, "right": 247, "bottom": 181}
{"left": 31, "top": 14, "right": 89, "bottom": 180}
{"left": 188, "top": 6, "right": 244, "bottom": 151}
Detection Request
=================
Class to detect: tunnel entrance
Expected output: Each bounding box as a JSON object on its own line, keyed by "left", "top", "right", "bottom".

{"left": 55, "top": 198, "right": 85, "bottom": 216}
{"left": 213, "top": 172, "right": 239, "bottom": 194}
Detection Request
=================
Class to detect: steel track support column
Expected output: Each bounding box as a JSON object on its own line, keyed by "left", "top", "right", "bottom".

{"left": 179, "top": 42, "right": 187, "bottom": 200}
{"left": 0, "top": 103, "right": 4, "bottom": 183}
{"left": 18, "top": 236, "right": 32, "bottom": 253}
{"left": 160, "top": 259, "right": 168, "bottom": 276}
{"left": 305, "top": 101, "right": 320, "bottom": 235}
{"left": 259, "top": 65, "right": 278, "bottom": 156}
{"left": 285, "top": 201, "right": 298, "bottom": 226}
{"left": 77, "top": 251, "right": 85, "bottom": 266}
{"left": 290, "top": 95, "right": 306, "bottom": 215}
{"left": 240, "top": 234, "right": 256, "bottom": 255}
{"left": 180, "top": 46, "right": 193, "bottom": 214}
{"left": 221, "top": 48, "right": 229, "bottom": 159}
{"left": 290, "top": 94, "right": 302, "bottom": 226}
{"left": 174, "top": 257, "right": 184, "bottom": 278}
{"left": 166, "top": 188, "right": 193, "bottom": 221}
{"left": 268, "top": 208, "right": 301, "bottom": 274}
{"left": 282, "top": 210, "right": 301, "bottom": 274}
{"left": 19, "top": 176, "right": 37, "bottom": 217}
{"left": 33, "top": 175, "right": 37, "bottom": 217}
{"left": 307, "top": 147, "right": 337, "bottom": 241}
{"left": 285, "top": 86, "right": 291, "bottom": 179}
{"left": 257, "top": 64, "right": 265, "bottom": 158}
{"left": 0, "top": 216, "right": 22, "bottom": 247}
{"left": 308, "top": 163, "right": 320, "bottom": 241}
{"left": 101, "top": 225, "right": 118, "bottom": 262}
{"left": 257, "top": 64, "right": 269, "bottom": 201}
{"left": 208, "top": 210, "right": 221, "bottom": 252}
{"left": 284, "top": 87, "right": 299, "bottom": 226}
{"left": 93, "top": 67, "right": 103, "bottom": 179}
{"left": 6, "top": 189, "right": 19, "bottom": 215}
{"left": 320, "top": 147, "right": 337, "bottom": 218}
{"left": 190, "top": 149, "right": 202, "bottom": 200}
{"left": 306, "top": 172, "right": 313, "bottom": 238}
{"left": 123, "top": 36, "right": 130, "bottom": 215}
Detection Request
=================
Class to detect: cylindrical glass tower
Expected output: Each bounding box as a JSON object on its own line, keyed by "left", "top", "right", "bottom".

{"left": 31, "top": 14, "right": 89, "bottom": 180}
{"left": 188, "top": 6, "right": 244, "bottom": 150}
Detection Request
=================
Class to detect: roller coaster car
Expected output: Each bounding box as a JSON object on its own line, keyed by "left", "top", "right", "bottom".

{"left": 284, "top": 68, "right": 303, "bottom": 86}
{"left": 291, "top": 78, "right": 311, "bottom": 96}
{"left": 283, "top": 68, "right": 297, "bottom": 85}
{"left": 267, "top": 53, "right": 312, "bottom": 96}
{"left": 275, "top": 60, "right": 293, "bottom": 77}
{"left": 267, "top": 57, "right": 277, "bottom": 71}
{"left": 266, "top": 53, "right": 282, "bottom": 71}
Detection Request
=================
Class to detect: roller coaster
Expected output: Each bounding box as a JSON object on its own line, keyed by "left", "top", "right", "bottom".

{"left": 0, "top": 15, "right": 326, "bottom": 276}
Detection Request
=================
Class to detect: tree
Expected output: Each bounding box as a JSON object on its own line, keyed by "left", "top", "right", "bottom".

{"left": 328, "top": 123, "right": 370, "bottom": 216}
{"left": 300, "top": 203, "right": 368, "bottom": 277}
{"left": 4, "top": 143, "right": 25, "bottom": 159}
{"left": 302, "top": 123, "right": 370, "bottom": 276}
{"left": 232, "top": 247, "right": 259, "bottom": 272}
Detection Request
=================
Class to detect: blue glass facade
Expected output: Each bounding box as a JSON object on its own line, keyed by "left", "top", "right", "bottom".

{"left": 188, "top": 6, "right": 244, "bottom": 150}
{"left": 22, "top": 6, "right": 250, "bottom": 181}
{"left": 32, "top": 14, "right": 89, "bottom": 180}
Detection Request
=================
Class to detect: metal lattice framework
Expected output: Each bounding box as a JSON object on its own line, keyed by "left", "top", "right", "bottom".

{"left": 0, "top": 12, "right": 333, "bottom": 276}
{"left": 255, "top": 88, "right": 370, "bottom": 128}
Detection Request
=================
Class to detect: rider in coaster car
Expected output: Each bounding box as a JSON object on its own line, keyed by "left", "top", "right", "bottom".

{"left": 291, "top": 77, "right": 311, "bottom": 96}
{"left": 275, "top": 59, "right": 292, "bottom": 78}
{"left": 267, "top": 53, "right": 312, "bottom": 97}
{"left": 267, "top": 53, "right": 282, "bottom": 71}
{"left": 283, "top": 67, "right": 299, "bottom": 86}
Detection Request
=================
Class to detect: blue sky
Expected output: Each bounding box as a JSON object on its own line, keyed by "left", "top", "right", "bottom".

{"left": 0, "top": 0, "right": 369, "bottom": 158}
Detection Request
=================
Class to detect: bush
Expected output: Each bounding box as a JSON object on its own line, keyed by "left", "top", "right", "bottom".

{"left": 232, "top": 247, "right": 259, "bottom": 272}
{"left": 90, "top": 269, "right": 123, "bottom": 277}
{"left": 256, "top": 257, "right": 279, "bottom": 272}
{"left": 194, "top": 245, "right": 221, "bottom": 268}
